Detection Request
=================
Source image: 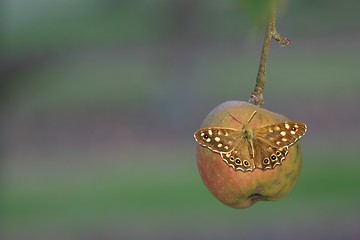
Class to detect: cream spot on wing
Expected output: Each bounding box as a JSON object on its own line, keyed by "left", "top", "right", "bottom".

{"left": 224, "top": 146, "right": 229, "bottom": 150}
{"left": 274, "top": 126, "right": 281, "bottom": 131}
{"left": 214, "top": 137, "right": 220, "bottom": 142}
{"left": 226, "top": 153, "right": 231, "bottom": 157}
{"left": 269, "top": 128, "right": 274, "bottom": 133}
{"left": 276, "top": 141, "right": 281, "bottom": 145}
{"left": 206, "top": 138, "right": 211, "bottom": 142}
{"left": 208, "top": 130, "right": 213, "bottom": 136}
{"left": 285, "top": 123, "right": 290, "bottom": 129}
{"left": 282, "top": 138, "right": 288, "bottom": 142}
{"left": 224, "top": 132, "right": 229, "bottom": 136}
{"left": 218, "top": 143, "right": 222, "bottom": 148}
{"left": 280, "top": 131, "right": 286, "bottom": 136}
{"left": 290, "top": 130, "right": 296, "bottom": 135}
{"left": 200, "top": 132, "right": 205, "bottom": 136}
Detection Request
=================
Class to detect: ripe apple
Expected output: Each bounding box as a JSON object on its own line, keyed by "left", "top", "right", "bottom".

{"left": 195, "top": 101, "right": 303, "bottom": 209}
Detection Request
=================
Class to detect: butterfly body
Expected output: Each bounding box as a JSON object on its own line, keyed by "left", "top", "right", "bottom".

{"left": 194, "top": 111, "right": 307, "bottom": 172}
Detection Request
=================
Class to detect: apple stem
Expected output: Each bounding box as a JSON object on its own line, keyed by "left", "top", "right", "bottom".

{"left": 248, "top": 0, "right": 291, "bottom": 107}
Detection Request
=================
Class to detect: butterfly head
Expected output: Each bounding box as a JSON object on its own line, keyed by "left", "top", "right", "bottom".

{"left": 228, "top": 110, "right": 257, "bottom": 143}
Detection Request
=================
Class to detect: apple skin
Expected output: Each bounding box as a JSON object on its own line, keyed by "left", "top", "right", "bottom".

{"left": 196, "top": 101, "right": 303, "bottom": 209}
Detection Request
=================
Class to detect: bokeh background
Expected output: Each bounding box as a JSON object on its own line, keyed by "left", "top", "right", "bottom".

{"left": 1, "top": 0, "right": 360, "bottom": 239}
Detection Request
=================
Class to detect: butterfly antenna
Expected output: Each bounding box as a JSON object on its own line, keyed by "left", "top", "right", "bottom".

{"left": 228, "top": 111, "right": 257, "bottom": 128}
{"left": 244, "top": 111, "right": 257, "bottom": 127}
{"left": 228, "top": 112, "right": 245, "bottom": 126}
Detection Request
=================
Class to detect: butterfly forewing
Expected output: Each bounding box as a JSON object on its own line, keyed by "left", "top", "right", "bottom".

{"left": 254, "top": 122, "right": 307, "bottom": 148}
{"left": 194, "top": 128, "right": 242, "bottom": 153}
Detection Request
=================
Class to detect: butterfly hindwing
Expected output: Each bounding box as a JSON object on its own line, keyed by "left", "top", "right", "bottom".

{"left": 253, "top": 139, "right": 289, "bottom": 170}
{"left": 220, "top": 141, "right": 255, "bottom": 172}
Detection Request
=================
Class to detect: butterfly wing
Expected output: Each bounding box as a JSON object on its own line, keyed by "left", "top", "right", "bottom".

{"left": 220, "top": 140, "right": 255, "bottom": 172}
{"left": 194, "top": 128, "right": 242, "bottom": 153}
{"left": 194, "top": 128, "right": 255, "bottom": 172}
{"left": 254, "top": 122, "right": 307, "bottom": 148}
{"left": 252, "top": 121, "right": 306, "bottom": 170}
{"left": 252, "top": 139, "right": 289, "bottom": 170}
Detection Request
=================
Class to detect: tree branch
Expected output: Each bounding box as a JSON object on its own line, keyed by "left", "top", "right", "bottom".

{"left": 248, "top": 0, "right": 290, "bottom": 107}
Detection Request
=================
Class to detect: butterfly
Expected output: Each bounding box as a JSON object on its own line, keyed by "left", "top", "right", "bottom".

{"left": 194, "top": 111, "right": 307, "bottom": 172}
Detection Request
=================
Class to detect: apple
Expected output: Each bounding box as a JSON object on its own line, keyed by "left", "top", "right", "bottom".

{"left": 195, "top": 101, "right": 303, "bottom": 209}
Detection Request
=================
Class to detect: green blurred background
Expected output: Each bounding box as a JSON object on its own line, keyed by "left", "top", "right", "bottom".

{"left": 1, "top": 0, "right": 360, "bottom": 239}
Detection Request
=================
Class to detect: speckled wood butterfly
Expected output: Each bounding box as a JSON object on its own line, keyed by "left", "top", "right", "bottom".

{"left": 194, "top": 111, "right": 307, "bottom": 172}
